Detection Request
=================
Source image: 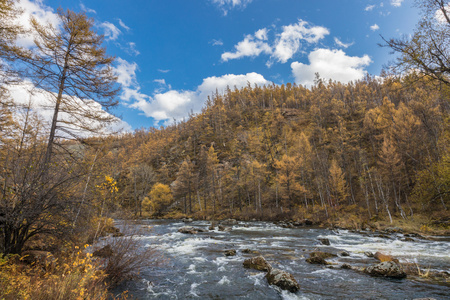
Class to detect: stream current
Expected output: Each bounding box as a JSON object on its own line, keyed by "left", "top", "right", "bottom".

{"left": 113, "top": 220, "right": 450, "bottom": 299}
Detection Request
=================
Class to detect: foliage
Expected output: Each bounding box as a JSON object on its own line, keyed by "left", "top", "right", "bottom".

{"left": 101, "top": 75, "right": 449, "bottom": 223}
{"left": 0, "top": 247, "right": 110, "bottom": 300}
{"left": 23, "top": 8, "right": 119, "bottom": 165}
{"left": 383, "top": 0, "right": 450, "bottom": 85}
{"left": 143, "top": 183, "right": 173, "bottom": 215}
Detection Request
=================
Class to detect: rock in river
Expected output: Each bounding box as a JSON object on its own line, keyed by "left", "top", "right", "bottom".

{"left": 265, "top": 268, "right": 300, "bottom": 293}
{"left": 178, "top": 226, "right": 204, "bottom": 234}
{"left": 318, "top": 238, "right": 330, "bottom": 245}
{"left": 373, "top": 251, "right": 399, "bottom": 263}
{"left": 306, "top": 251, "right": 336, "bottom": 265}
{"left": 218, "top": 225, "right": 232, "bottom": 232}
{"left": 224, "top": 249, "right": 236, "bottom": 256}
{"left": 220, "top": 219, "right": 238, "bottom": 226}
{"left": 243, "top": 256, "right": 272, "bottom": 271}
{"left": 364, "top": 261, "right": 407, "bottom": 279}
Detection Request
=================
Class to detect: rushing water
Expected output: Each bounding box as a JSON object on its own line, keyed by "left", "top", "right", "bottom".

{"left": 113, "top": 220, "right": 450, "bottom": 299}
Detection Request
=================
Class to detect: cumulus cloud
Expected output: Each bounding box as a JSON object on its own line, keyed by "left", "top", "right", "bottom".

{"left": 391, "top": 0, "right": 404, "bottom": 7}
{"left": 100, "top": 21, "right": 121, "bottom": 40}
{"left": 221, "top": 30, "right": 272, "bottom": 61}
{"left": 211, "top": 0, "right": 253, "bottom": 15}
{"left": 14, "top": 0, "right": 61, "bottom": 48}
{"left": 334, "top": 37, "right": 353, "bottom": 48}
{"left": 6, "top": 80, "right": 131, "bottom": 136}
{"left": 365, "top": 4, "right": 376, "bottom": 11}
{"left": 291, "top": 49, "right": 371, "bottom": 87}
{"left": 222, "top": 19, "right": 329, "bottom": 66}
{"left": 272, "top": 20, "right": 329, "bottom": 64}
{"left": 131, "top": 72, "right": 269, "bottom": 124}
{"left": 114, "top": 58, "right": 138, "bottom": 88}
{"left": 370, "top": 24, "right": 380, "bottom": 31}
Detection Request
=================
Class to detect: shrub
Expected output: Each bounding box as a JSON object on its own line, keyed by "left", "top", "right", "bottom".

{"left": 93, "top": 225, "right": 161, "bottom": 286}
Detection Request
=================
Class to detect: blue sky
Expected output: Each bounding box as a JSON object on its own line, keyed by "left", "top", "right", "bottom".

{"left": 15, "top": 0, "right": 420, "bottom": 130}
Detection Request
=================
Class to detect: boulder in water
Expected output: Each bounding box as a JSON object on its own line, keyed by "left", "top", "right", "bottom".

{"left": 224, "top": 249, "right": 236, "bottom": 256}
{"left": 318, "top": 238, "right": 330, "bottom": 245}
{"left": 364, "top": 251, "right": 374, "bottom": 258}
{"left": 373, "top": 251, "right": 399, "bottom": 263}
{"left": 364, "top": 261, "right": 407, "bottom": 279}
{"left": 243, "top": 256, "right": 272, "bottom": 271}
{"left": 218, "top": 225, "right": 232, "bottom": 232}
{"left": 220, "top": 219, "right": 238, "bottom": 226}
{"left": 306, "top": 251, "right": 336, "bottom": 265}
{"left": 265, "top": 268, "right": 300, "bottom": 293}
{"left": 178, "top": 226, "right": 198, "bottom": 234}
{"left": 340, "top": 263, "right": 352, "bottom": 269}
{"left": 242, "top": 248, "right": 259, "bottom": 254}
{"left": 182, "top": 218, "right": 193, "bottom": 223}
{"left": 208, "top": 221, "right": 216, "bottom": 230}
{"left": 339, "top": 251, "right": 350, "bottom": 257}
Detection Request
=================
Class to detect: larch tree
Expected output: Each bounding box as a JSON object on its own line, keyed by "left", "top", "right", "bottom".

{"left": 0, "top": 0, "right": 24, "bottom": 85}
{"left": 383, "top": 0, "right": 450, "bottom": 85}
{"left": 24, "top": 8, "right": 119, "bottom": 166}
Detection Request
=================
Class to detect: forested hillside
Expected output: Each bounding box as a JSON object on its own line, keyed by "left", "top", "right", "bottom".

{"left": 100, "top": 75, "right": 450, "bottom": 225}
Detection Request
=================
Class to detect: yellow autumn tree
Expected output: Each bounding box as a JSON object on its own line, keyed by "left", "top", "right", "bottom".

{"left": 328, "top": 159, "right": 348, "bottom": 207}
{"left": 142, "top": 183, "right": 173, "bottom": 215}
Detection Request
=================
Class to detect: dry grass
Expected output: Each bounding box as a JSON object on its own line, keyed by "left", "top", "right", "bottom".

{"left": 0, "top": 246, "right": 120, "bottom": 300}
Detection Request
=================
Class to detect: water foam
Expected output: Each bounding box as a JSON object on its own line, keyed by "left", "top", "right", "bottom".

{"left": 218, "top": 276, "right": 231, "bottom": 285}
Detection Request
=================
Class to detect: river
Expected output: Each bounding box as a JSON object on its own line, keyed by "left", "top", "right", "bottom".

{"left": 112, "top": 220, "right": 450, "bottom": 299}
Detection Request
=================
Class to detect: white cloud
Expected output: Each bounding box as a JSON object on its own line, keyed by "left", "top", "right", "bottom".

{"left": 125, "top": 42, "right": 140, "bottom": 56}
{"left": 131, "top": 72, "right": 269, "bottom": 124}
{"left": 197, "top": 72, "right": 269, "bottom": 96}
{"left": 221, "top": 31, "right": 272, "bottom": 61}
{"left": 365, "top": 4, "right": 376, "bottom": 11}
{"left": 291, "top": 48, "right": 371, "bottom": 87}
{"left": 255, "top": 28, "right": 269, "bottom": 40}
{"left": 370, "top": 24, "right": 380, "bottom": 31}
{"left": 6, "top": 80, "right": 131, "bottom": 136}
{"left": 158, "top": 69, "right": 170, "bottom": 73}
{"left": 100, "top": 21, "right": 121, "bottom": 40}
{"left": 334, "top": 37, "right": 353, "bottom": 48}
{"left": 391, "top": 0, "right": 404, "bottom": 7}
{"left": 271, "top": 20, "right": 329, "bottom": 64}
{"left": 154, "top": 79, "right": 166, "bottom": 85}
{"left": 211, "top": 39, "right": 224, "bottom": 46}
{"left": 80, "top": 3, "right": 96, "bottom": 14}
{"left": 15, "top": 0, "right": 61, "bottom": 48}
{"left": 211, "top": 0, "right": 253, "bottom": 15}
{"left": 114, "top": 58, "right": 138, "bottom": 88}
{"left": 118, "top": 19, "right": 130, "bottom": 31}
{"left": 222, "top": 19, "right": 329, "bottom": 65}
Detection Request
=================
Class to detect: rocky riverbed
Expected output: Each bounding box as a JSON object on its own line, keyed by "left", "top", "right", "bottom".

{"left": 113, "top": 220, "right": 450, "bottom": 299}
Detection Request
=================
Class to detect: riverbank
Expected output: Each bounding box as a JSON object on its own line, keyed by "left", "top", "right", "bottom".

{"left": 137, "top": 210, "right": 450, "bottom": 237}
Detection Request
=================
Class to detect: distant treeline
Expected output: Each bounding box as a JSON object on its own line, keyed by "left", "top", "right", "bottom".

{"left": 95, "top": 75, "right": 450, "bottom": 222}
